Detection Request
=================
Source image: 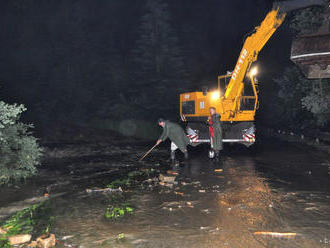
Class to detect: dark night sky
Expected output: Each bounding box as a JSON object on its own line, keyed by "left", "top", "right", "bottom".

{"left": 0, "top": 0, "right": 295, "bottom": 128}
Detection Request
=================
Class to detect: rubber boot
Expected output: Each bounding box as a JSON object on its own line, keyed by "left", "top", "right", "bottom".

{"left": 184, "top": 151, "right": 189, "bottom": 160}
{"left": 171, "top": 151, "right": 176, "bottom": 163}
{"left": 215, "top": 150, "right": 220, "bottom": 161}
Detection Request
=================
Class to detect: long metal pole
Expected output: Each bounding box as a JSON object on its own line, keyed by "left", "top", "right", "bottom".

{"left": 139, "top": 143, "right": 158, "bottom": 161}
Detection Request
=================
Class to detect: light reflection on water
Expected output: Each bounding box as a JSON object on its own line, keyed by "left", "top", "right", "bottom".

{"left": 50, "top": 149, "right": 330, "bottom": 248}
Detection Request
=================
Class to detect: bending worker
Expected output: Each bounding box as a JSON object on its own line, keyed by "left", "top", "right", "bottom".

{"left": 208, "top": 107, "right": 223, "bottom": 159}
{"left": 156, "top": 118, "right": 189, "bottom": 162}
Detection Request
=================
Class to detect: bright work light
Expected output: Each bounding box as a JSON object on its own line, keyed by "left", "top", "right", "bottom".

{"left": 249, "top": 67, "right": 258, "bottom": 77}
{"left": 211, "top": 91, "right": 220, "bottom": 100}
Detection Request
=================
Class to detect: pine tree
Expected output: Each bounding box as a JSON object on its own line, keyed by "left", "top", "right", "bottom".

{"left": 132, "top": 0, "right": 187, "bottom": 112}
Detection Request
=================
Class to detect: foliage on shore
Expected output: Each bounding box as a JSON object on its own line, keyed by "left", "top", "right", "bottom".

{"left": 0, "top": 101, "right": 43, "bottom": 185}
{"left": 0, "top": 202, "right": 53, "bottom": 247}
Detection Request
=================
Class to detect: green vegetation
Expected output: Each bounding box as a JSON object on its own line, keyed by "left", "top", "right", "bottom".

{"left": 117, "top": 233, "right": 125, "bottom": 240}
{"left": 0, "top": 238, "right": 10, "bottom": 248}
{"left": 129, "top": 168, "right": 155, "bottom": 179}
{"left": 0, "top": 202, "right": 53, "bottom": 247}
{"left": 268, "top": 2, "right": 330, "bottom": 130}
{"left": 290, "top": 2, "right": 327, "bottom": 35}
{"left": 269, "top": 66, "right": 330, "bottom": 129}
{"left": 106, "top": 169, "right": 155, "bottom": 189}
{"left": 103, "top": 169, "right": 157, "bottom": 222}
{"left": 103, "top": 188, "right": 134, "bottom": 221}
{"left": 128, "top": 170, "right": 150, "bottom": 179}
{"left": 103, "top": 169, "right": 157, "bottom": 221}
{"left": 301, "top": 84, "right": 330, "bottom": 126}
{"left": 106, "top": 178, "right": 130, "bottom": 189}
{"left": 116, "top": 233, "right": 126, "bottom": 242}
{"left": 290, "top": 7, "right": 324, "bottom": 35}
{"left": 0, "top": 101, "right": 43, "bottom": 185}
{"left": 105, "top": 204, "right": 134, "bottom": 220}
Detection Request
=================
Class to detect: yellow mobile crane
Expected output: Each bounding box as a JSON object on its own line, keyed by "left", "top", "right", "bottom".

{"left": 180, "top": 0, "right": 323, "bottom": 151}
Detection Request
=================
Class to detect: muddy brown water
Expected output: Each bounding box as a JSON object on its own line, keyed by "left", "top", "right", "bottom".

{"left": 1, "top": 139, "right": 330, "bottom": 248}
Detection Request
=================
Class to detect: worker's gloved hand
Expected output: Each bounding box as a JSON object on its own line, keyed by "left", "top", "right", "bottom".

{"left": 206, "top": 117, "right": 211, "bottom": 126}
{"left": 156, "top": 139, "right": 162, "bottom": 145}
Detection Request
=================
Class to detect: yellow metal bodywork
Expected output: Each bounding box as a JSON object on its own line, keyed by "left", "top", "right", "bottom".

{"left": 180, "top": 8, "right": 286, "bottom": 122}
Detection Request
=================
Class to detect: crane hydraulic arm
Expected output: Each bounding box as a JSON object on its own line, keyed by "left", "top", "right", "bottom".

{"left": 224, "top": 9, "right": 285, "bottom": 100}
{"left": 225, "top": 0, "right": 323, "bottom": 101}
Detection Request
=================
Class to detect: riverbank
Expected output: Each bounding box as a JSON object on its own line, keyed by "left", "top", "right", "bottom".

{"left": 260, "top": 126, "right": 330, "bottom": 154}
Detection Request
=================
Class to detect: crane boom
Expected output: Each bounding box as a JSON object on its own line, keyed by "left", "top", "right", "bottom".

{"left": 224, "top": 9, "right": 285, "bottom": 100}
{"left": 225, "top": 0, "right": 324, "bottom": 101}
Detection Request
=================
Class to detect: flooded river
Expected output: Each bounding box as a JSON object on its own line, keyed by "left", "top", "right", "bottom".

{"left": 1, "top": 138, "right": 330, "bottom": 248}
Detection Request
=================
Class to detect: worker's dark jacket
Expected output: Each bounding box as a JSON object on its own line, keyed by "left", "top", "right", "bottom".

{"left": 159, "top": 121, "right": 190, "bottom": 152}
{"left": 210, "top": 114, "right": 223, "bottom": 151}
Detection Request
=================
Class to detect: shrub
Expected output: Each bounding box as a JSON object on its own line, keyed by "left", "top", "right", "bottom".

{"left": 0, "top": 101, "right": 42, "bottom": 185}
{"left": 271, "top": 67, "right": 313, "bottom": 129}
{"left": 302, "top": 86, "right": 330, "bottom": 126}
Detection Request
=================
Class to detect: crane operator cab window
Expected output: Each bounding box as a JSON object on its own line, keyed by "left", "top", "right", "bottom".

{"left": 182, "top": 100, "right": 195, "bottom": 115}
{"left": 240, "top": 77, "right": 256, "bottom": 111}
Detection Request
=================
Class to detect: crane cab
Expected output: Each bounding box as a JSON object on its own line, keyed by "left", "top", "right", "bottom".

{"left": 180, "top": 72, "right": 259, "bottom": 123}
{"left": 179, "top": 72, "right": 258, "bottom": 146}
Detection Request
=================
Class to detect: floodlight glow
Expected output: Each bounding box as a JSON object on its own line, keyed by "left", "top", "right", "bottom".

{"left": 249, "top": 67, "right": 258, "bottom": 77}
{"left": 211, "top": 91, "right": 220, "bottom": 100}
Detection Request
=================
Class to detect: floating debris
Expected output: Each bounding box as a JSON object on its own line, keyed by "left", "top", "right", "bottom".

{"left": 86, "top": 187, "right": 123, "bottom": 194}
{"left": 181, "top": 181, "right": 193, "bottom": 186}
{"left": 62, "top": 235, "right": 74, "bottom": 240}
{"left": 167, "top": 170, "right": 179, "bottom": 176}
{"left": 159, "top": 182, "right": 174, "bottom": 188}
{"left": 209, "top": 227, "right": 220, "bottom": 234}
{"left": 201, "top": 209, "right": 211, "bottom": 214}
{"left": 253, "top": 232, "right": 297, "bottom": 238}
{"left": 159, "top": 174, "right": 176, "bottom": 184}
{"left": 304, "top": 207, "right": 319, "bottom": 211}
{"left": 33, "top": 234, "right": 56, "bottom": 248}
{"left": 8, "top": 234, "right": 31, "bottom": 245}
